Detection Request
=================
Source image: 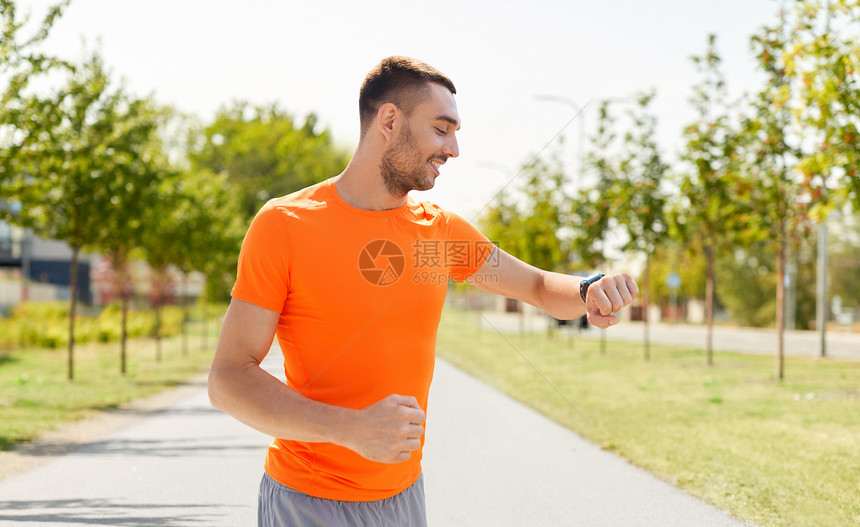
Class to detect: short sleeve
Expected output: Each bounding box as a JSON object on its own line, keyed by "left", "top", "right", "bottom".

{"left": 231, "top": 202, "right": 292, "bottom": 313}
{"left": 444, "top": 211, "right": 494, "bottom": 282}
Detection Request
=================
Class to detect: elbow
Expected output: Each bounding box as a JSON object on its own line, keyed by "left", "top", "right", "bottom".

{"left": 533, "top": 271, "right": 556, "bottom": 314}
{"left": 207, "top": 358, "right": 258, "bottom": 413}
{"left": 207, "top": 367, "right": 228, "bottom": 412}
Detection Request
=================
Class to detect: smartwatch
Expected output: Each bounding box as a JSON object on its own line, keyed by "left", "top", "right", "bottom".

{"left": 580, "top": 273, "right": 605, "bottom": 303}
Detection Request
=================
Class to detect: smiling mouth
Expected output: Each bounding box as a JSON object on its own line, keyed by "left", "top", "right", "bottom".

{"left": 429, "top": 159, "right": 444, "bottom": 175}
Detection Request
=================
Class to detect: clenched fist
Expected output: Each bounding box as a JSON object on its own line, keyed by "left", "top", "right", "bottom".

{"left": 585, "top": 273, "right": 639, "bottom": 329}
{"left": 343, "top": 394, "right": 426, "bottom": 464}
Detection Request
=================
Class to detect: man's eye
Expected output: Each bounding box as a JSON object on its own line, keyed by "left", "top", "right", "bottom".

{"left": 435, "top": 127, "right": 447, "bottom": 136}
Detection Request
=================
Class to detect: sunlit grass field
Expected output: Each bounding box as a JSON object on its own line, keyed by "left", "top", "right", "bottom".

{"left": 435, "top": 307, "right": 860, "bottom": 527}
{"left": 0, "top": 320, "right": 221, "bottom": 451}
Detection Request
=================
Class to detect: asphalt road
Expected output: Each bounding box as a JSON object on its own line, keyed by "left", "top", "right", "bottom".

{"left": 581, "top": 320, "right": 860, "bottom": 360}
{"left": 480, "top": 312, "right": 860, "bottom": 360}
{"left": 0, "top": 346, "right": 752, "bottom": 527}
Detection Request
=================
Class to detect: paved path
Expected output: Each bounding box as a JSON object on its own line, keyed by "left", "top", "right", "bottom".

{"left": 0, "top": 347, "right": 751, "bottom": 526}
{"left": 582, "top": 320, "right": 860, "bottom": 360}
{"left": 0, "top": 380, "right": 268, "bottom": 526}
{"left": 423, "top": 360, "right": 749, "bottom": 527}
{"left": 480, "top": 312, "right": 860, "bottom": 360}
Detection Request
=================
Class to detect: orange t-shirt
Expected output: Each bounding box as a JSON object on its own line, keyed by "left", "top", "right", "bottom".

{"left": 231, "top": 178, "right": 493, "bottom": 501}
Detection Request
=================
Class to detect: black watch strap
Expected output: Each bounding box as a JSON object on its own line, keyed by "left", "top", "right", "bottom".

{"left": 580, "top": 273, "right": 605, "bottom": 303}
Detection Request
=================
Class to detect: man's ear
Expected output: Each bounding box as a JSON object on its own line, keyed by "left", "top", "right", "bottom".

{"left": 376, "top": 103, "right": 398, "bottom": 142}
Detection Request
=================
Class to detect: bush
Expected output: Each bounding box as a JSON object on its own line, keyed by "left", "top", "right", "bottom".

{"left": 11, "top": 301, "right": 70, "bottom": 321}
{"left": 0, "top": 319, "right": 17, "bottom": 351}
{"left": 0, "top": 301, "right": 189, "bottom": 349}
{"left": 716, "top": 244, "right": 777, "bottom": 328}
{"left": 159, "top": 306, "right": 185, "bottom": 336}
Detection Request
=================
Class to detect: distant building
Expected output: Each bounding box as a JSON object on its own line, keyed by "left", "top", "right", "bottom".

{"left": 0, "top": 221, "right": 95, "bottom": 305}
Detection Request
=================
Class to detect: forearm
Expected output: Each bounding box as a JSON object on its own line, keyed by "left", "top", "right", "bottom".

{"left": 208, "top": 360, "right": 354, "bottom": 446}
{"left": 209, "top": 299, "right": 425, "bottom": 464}
{"left": 472, "top": 248, "right": 638, "bottom": 328}
{"left": 535, "top": 271, "right": 586, "bottom": 320}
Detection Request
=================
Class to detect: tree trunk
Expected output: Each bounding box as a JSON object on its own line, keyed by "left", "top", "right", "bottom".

{"left": 21, "top": 231, "right": 30, "bottom": 302}
{"left": 776, "top": 219, "right": 786, "bottom": 381}
{"left": 202, "top": 305, "right": 208, "bottom": 351}
{"left": 705, "top": 243, "right": 715, "bottom": 366}
{"left": 201, "top": 283, "right": 209, "bottom": 351}
{"left": 181, "top": 273, "right": 189, "bottom": 356}
{"left": 67, "top": 246, "right": 80, "bottom": 381}
{"left": 121, "top": 294, "right": 129, "bottom": 375}
{"left": 155, "top": 304, "right": 162, "bottom": 362}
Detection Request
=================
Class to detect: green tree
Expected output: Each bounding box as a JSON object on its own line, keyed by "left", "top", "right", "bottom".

{"left": 87, "top": 89, "right": 166, "bottom": 375}
{"left": 1, "top": 1, "right": 69, "bottom": 193}
{"left": 784, "top": 0, "right": 860, "bottom": 213}
{"left": 647, "top": 240, "right": 707, "bottom": 319}
{"left": 611, "top": 91, "right": 670, "bottom": 361}
{"left": 139, "top": 166, "right": 244, "bottom": 355}
{"left": 136, "top": 109, "right": 244, "bottom": 354}
{"left": 2, "top": 52, "right": 164, "bottom": 379}
{"left": 572, "top": 102, "right": 619, "bottom": 354}
{"left": 482, "top": 154, "right": 571, "bottom": 274}
{"left": 190, "top": 103, "right": 349, "bottom": 221}
{"left": 829, "top": 208, "right": 860, "bottom": 317}
{"left": 480, "top": 151, "right": 572, "bottom": 339}
{"left": 572, "top": 102, "right": 615, "bottom": 272}
{"left": 741, "top": 13, "right": 810, "bottom": 381}
{"left": 675, "top": 34, "right": 748, "bottom": 365}
{"left": 3, "top": 52, "right": 113, "bottom": 380}
{"left": 0, "top": 0, "right": 68, "bottom": 98}
{"left": 137, "top": 168, "right": 184, "bottom": 362}
{"left": 480, "top": 190, "right": 521, "bottom": 262}
{"left": 706, "top": 235, "right": 818, "bottom": 330}
{"left": 716, "top": 243, "right": 778, "bottom": 328}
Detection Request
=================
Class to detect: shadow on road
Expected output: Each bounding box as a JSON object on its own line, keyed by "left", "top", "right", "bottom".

{"left": 16, "top": 435, "right": 263, "bottom": 458}
{"left": 0, "top": 497, "right": 234, "bottom": 525}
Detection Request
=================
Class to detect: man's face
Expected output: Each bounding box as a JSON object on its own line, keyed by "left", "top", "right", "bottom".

{"left": 380, "top": 83, "right": 460, "bottom": 197}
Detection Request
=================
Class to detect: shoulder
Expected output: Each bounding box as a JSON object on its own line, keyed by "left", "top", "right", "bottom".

{"left": 257, "top": 179, "right": 332, "bottom": 223}
{"left": 408, "top": 199, "right": 462, "bottom": 226}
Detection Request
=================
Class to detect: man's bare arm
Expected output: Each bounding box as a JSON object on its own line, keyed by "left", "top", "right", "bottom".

{"left": 208, "top": 298, "right": 425, "bottom": 464}
{"left": 469, "top": 247, "right": 639, "bottom": 328}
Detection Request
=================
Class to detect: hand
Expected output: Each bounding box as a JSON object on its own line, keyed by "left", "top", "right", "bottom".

{"left": 343, "top": 394, "right": 426, "bottom": 464}
{"left": 586, "top": 273, "right": 639, "bottom": 329}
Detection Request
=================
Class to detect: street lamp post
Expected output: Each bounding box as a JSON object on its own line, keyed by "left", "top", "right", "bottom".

{"left": 816, "top": 221, "right": 828, "bottom": 357}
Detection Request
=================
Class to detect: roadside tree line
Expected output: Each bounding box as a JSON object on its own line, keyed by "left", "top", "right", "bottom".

{"left": 482, "top": 0, "right": 860, "bottom": 380}
{"left": 0, "top": 1, "right": 348, "bottom": 379}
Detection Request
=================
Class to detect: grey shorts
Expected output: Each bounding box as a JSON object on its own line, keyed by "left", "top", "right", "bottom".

{"left": 257, "top": 472, "right": 427, "bottom": 527}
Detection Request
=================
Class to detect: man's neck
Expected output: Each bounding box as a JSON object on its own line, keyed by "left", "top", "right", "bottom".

{"left": 335, "top": 151, "right": 407, "bottom": 211}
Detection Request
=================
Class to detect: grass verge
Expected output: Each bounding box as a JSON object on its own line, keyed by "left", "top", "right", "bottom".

{"left": 0, "top": 321, "right": 221, "bottom": 452}
{"left": 436, "top": 307, "right": 860, "bottom": 527}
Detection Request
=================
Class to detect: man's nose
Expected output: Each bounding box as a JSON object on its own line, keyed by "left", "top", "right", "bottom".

{"left": 443, "top": 135, "right": 459, "bottom": 158}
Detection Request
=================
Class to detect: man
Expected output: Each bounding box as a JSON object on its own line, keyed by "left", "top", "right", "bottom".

{"left": 208, "top": 56, "right": 639, "bottom": 526}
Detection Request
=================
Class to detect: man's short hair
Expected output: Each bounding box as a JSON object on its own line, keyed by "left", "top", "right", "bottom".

{"left": 359, "top": 56, "right": 456, "bottom": 137}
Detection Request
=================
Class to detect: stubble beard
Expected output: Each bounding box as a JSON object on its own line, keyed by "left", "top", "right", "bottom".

{"left": 380, "top": 124, "right": 434, "bottom": 198}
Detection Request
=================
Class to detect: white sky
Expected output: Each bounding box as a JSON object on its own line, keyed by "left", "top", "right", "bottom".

{"left": 24, "top": 0, "right": 781, "bottom": 221}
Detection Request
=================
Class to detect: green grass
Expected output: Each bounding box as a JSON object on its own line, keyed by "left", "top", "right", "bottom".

{"left": 436, "top": 307, "right": 860, "bottom": 527}
{"left": 0, "top": 320, "right": 221, "bottom": 451}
